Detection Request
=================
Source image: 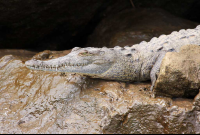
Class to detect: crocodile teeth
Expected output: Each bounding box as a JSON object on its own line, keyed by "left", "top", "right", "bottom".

{"left": 54, "top": 62, "right": 89, "bottom": 67}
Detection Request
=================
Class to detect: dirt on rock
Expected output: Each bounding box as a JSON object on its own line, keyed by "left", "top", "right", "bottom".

{"left": 0, "top": 55, "right": 199, "bottom": 134}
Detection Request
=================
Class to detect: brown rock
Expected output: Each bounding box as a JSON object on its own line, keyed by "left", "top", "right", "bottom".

{"left": 0, "top": 55, "right": 199, "bottom": 133}
{"left": 0, "top": 49, "right": 38, "bottom": 61}
{"left": 0, "top": 0, "right": 133, "bottom": 50}
{"left": 87, "top": 8, "right": 198, "bottom": 48}
{"left": 194, "top": 92, "right": 200, "bottom": 111}
{"left": 32, "top": 49, "right": 71, "bottom": 60}
{"left": 154, "top": 45, "right": 200, "bottom": 98}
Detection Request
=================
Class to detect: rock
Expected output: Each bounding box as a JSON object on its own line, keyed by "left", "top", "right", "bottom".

{"left": 87, "top": 8, "right": 198, "bottom": 48}
{"left": 154, "top": 45, "right": 200, "bottom": 98}
{"left": 32, "top": 49, "right": 71, "bottom": 60}
{"left": 0, "top": 55, "right": 200, "bottom": 133}
{"left": 0, "top": 0, "right": 133, "bottom": 50}
{"left": 194, "top": 92, "right": 200, "bottom": 111}
{"left": 0, "top": 55, "right": 88, "bottom": 133}
{"left": 0, "top": 55, "right": 15, "bottom": 69}
{"left": 193, "top": 92, "right": 200, "bottom": 132}
{"left": 0, "top": 49, "right": 37, "bottom": 61}
{"left": 0, "top": 0, "right": 200, "bottom": 50}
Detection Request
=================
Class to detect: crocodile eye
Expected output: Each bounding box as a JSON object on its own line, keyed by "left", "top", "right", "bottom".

{"left": 79, "top": 50, "right": 93, "bottom": 56}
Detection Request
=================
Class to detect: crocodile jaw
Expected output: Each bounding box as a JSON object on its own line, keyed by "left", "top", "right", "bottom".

{"left": 25, "top": 58, "right": 112, "bottom": 76}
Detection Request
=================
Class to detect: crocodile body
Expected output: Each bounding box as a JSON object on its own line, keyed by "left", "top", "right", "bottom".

{"left": 25, "top": 25, "right": 200, "bottom": 90}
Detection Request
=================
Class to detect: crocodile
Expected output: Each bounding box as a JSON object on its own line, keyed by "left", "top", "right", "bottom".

{"left": 25, "top": 25, "right": 200, "bottom": 91}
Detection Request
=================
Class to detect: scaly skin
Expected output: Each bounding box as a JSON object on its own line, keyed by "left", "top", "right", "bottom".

{"left": 25, "top": 25, "right": 200, "bottom": 90}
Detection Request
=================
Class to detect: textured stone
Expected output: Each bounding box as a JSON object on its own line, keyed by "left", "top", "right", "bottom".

{"left": 0, "top": 0, "right": 199, "bottom": 50}
{"left": 0, "top": 55, "right": 199, "bottom": 134}
{"left": 0, "top": 0, "right": 132, "bottom": 50}
{"left": 87, "top": 8, "right": 198, "bottom": 48}
{"left": 154, "top": 45, "right": 200, "bottom": 98}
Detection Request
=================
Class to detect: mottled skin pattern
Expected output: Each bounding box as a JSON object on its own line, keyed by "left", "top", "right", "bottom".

{"left": 25, "top": 25, "right": 200, "bottom": 91}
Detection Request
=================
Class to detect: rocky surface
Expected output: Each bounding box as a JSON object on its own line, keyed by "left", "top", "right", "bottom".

{"left": 1, "top": 3, "right": 200, "bottom": 133}
{"left": 31, "top": 49, "right": 71, "bottom": 60}
{"left": 154, "top": 45, "right": 200, "bottom": 98}
{"left": 0, "top": 49, "right": 38, "bottom": 61}
{"left": 0, "top": 49, "right": 200, "bottom": 133}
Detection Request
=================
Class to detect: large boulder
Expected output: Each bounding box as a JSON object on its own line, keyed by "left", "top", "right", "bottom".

{"left": 0, "top": 0, "right": 199, "bottom": 50}
{"left": 154, "top": 45, "right": 200, "bottom": 98}
{"left": 87, "top": 8, "right": 198, "bottom": 48}
{"left": 0, "top": 0, "right": 133, "bottom": 50}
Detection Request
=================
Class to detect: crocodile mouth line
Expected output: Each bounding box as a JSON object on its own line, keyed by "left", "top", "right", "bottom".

{"left": 26, "top": 62, "right": 90, "bottom": 70}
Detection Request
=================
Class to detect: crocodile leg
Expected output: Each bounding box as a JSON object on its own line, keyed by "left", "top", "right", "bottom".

{"left": 150, "top": 52, "right": 167, "bottom": 91}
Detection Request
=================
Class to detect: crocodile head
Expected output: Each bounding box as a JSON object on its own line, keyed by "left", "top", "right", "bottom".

{"left": 25, "top": 47, "right": 118, "bottom": 77}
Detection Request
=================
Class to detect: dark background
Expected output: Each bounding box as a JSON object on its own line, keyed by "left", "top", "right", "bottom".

{"left": 0, "top": 0, "right": 200, "bottom": 51}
